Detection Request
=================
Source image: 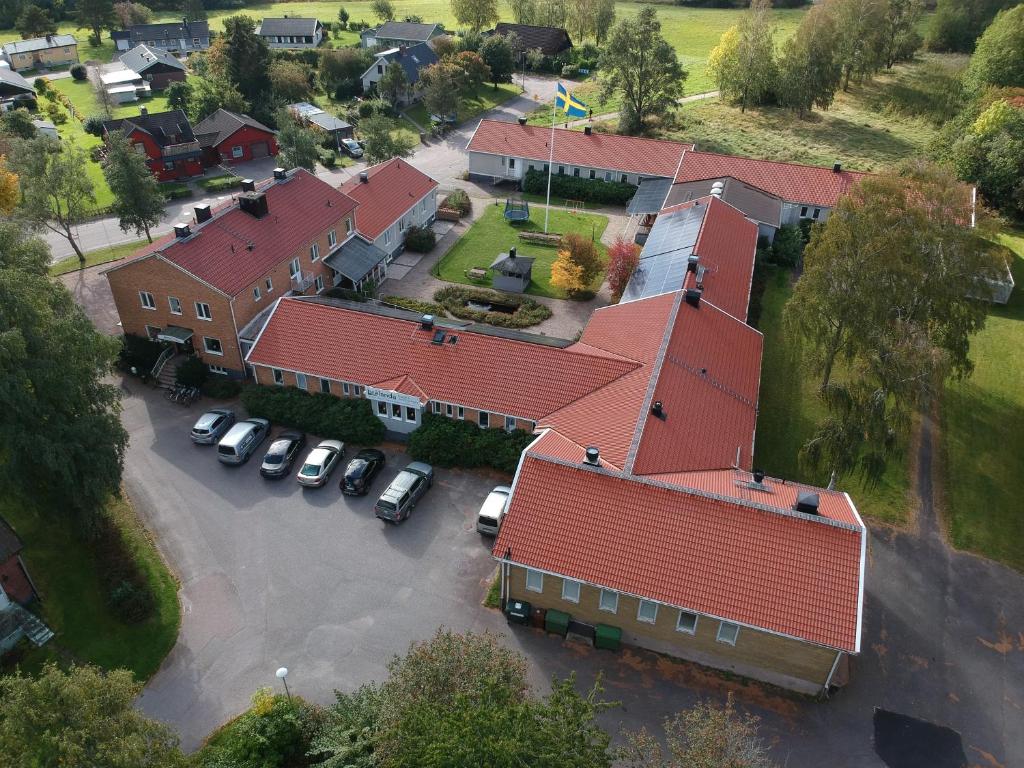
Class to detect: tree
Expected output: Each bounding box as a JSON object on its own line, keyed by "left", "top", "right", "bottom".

{"left": 882, "top": 0, "right": 923, "bottom": 68}
{"left": 0, "top": 157, "right": 17, "bottom": 215}
{"left": 964, "top": 5, "right": 1024, "bottom": 91}
{"left": 112, "top": 0, "right": 151, "bottom": 27}
{"left": 10, "top": 136, "right": 96, "bottom": 266}
{"left": 600, "top": 7, "right": 686, "bottom": 134}
{"left": 420, "top": 61, "right": 465, "bottom": 120}
{"left": 946, "top": 99, "right": 1024, "bottom": 216}
{"left": 1, "top": 108, "right": 38, "bottom": 139}
{"left": 565, "top": 0, "right": 593, "bottom": 44}
{"left": 76, "top": 0, "right": 115, "bottom": 46}
{"left": 182, "top": 0, "right": 205, "bottom": 22}
{"left": 165, "top": 80, "right": 192, "bottom": 112}
{"left": 371, "top": 0, "right": 394, "bottom": 22}
{"left": 777, "top": 4, "right": 842, "bottom": 116}
{"left": 620, "top": 693, "right": 776, "bottom": 768}
{"left": 221, "top": 15, "right": 271, "bottom": 102}
{"left": 550, "top": 233, "right": 602, "bottom": 296}
{"left": 337, "top": 6, "right": 349, "bottom": 28}
{"left": 479, "top": 32, "right": 516, "bottom": 88}
{"left": 826, "top": 0, "right": 888, "bottom": 90}
{"left": 376, "top": 60, "right": 409, "bottom": 105}
{"left": 320, "top": 47, "right": 374, "bottom": 99}
{"left": 188, "top": 75, "right": 248, "bottom": 122}
{"left": 17, "top": 4, "right": 57, "bottom": 38}
{"left": 276, "top": 114, "right": 319, "bottom": 172}
{"left": 708, "top": 0, "right": 777, "bottom": 113}
{"left": 360, "top": 114, "right": 416, "bottom": 164}
{"left": 103, "top": 130, "right": 165, "bottom": 243}
{"left": 508, "top": 0, "right": 535, "bottom": 25}
{"left": 269, "top": 59, "right": 312, "bottom": 102}
{"left": 0, "top": 664, "right": 185, "bottom": 768}
{"left": 925, "top": 0, "right": 1016, "bottom": 54}
{"left": 594, "top": 0, "right": 616, "bottom": 46}
{"left": 451, "top": 0, "right": 499, "bottom": 33}
{"left": 534, "top": 0, "right": 566, "bottom": 28}
{"left": 453, "top": 50, "right": 490, "bottom": 90}
{"left": 607, "top": 237, "right": 639, "bottom": 302}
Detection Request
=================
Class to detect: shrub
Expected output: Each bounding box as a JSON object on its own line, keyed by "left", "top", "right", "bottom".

{"left": 120, "top": 333, "right": 164, "bottom": 372}
{"left": 70, "top": 63, "right": 87, "bottom": 80}
{"left": 409, "top": 413, "right": 533, "bottom": 474}
{"left": 768, "top": 223, "right": 806, "bottom": 267}
{"left": 44, "top": 101, "right": 66, "bottom": 125}
{"left": 560, "top": 64, "right": 579, "bottom": 78}
{"left": 202, "top": 689, "right": 314, "bottom": 768}
{"left": 433, "top": 286, "right": 552, "bottom": 328}
{"left": 522, "top": 168, "right": 636, "bottom": 205}
{"left": 175, "top": 356, "right": 209, "bottom": 386}
{"left": 33, "top": 76, "right": 50, "bottom": 95}
{"left": 94, "top": 515, "right": 155, "bottom": 624}
{"left": 318, "top": 149, "right": 337, "bottom": 167}
{"left": 240, "top": 385, "right": 386, "bottom": 444}
{"left": 202, "top": 377, "right": 242, "bottom": 399}
{"left": 163, "top": 186, "right": 193, "bottom": 200}
{"left": 404, "top": 225, "right": 435, "bottom": 252}
{"left": 380, "top": 295, "right": 447, "bottom": 316}
{"left": 108, "top": 579, "right": 155, "bottom": 624}
{"left": 442, "top": 189, "right": 471, "bottom": 215}
{"left": 607, "top": 237, "right": 640, "bottom": 302}
{"left": 357, "top": 100, "right": 376, "bottom": 118}
{"left": 84, "top": 115, "right": 106, "bottom": 136}
{"left": 198, "top": 176, "right": 243, "bottom": 193}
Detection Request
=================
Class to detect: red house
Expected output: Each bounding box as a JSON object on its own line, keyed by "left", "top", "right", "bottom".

{"left": 193, "top": 109, "right": 279, "bottom": 167}
{"left": 0, "top": 516, "right": 38, "bottom": 606}
{"left": 102, "top": 107, "right": 204, "bottom": 182}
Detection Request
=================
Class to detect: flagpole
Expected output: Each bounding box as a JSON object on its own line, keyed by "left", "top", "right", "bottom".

{"left": 544, "top": 83, "right": 557, "bottom": 234}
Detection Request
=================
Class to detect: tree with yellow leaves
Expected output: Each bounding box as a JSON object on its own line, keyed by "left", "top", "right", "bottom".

{"left": 550, "top": 248, "right": 585, "bottom": 295}
{"left": 0, "top": 157, "right": 17, "bottom": 215}
{"left": 550, "top": 232, "right": 603, "bottom": 297}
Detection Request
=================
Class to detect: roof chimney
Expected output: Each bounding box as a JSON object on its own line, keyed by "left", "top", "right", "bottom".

{"left": 686, "top": 253, "right": 699, "bottom": 273}
{"left": 832, "top": 162, "right": 842, "bottom": 173}
{"left": 517, "top": 116, "right": 527, "bottom": 126}
{"left": 684, "top": 287, "right": 702, "bottom": 307}
{"left": 794, "top": 491, "right": 820, "bottom": 515}
{"left": 650, "top": 400, "right": 665, "bottom": 420}
{"left": 238, "top": 191, "right": 268, "bottom": 219}
{"left": 139, "top": 106, "right": 148, "bottom": 116}
{"left": 752, "top": 468, "right": 765, "bottom": 484}
{"left": 583, "top": 446, "right": 600, "bottom": 466}
{"left": 241, "top": 178, "right": 256, "bottom": 192}
{"left": 173, "top": 222, "right": 191, "bottom": 238}
{"left": 583, "top": 125, "right": 592, "bottom": 136}
{"left": 509, "top": 246, "right": 516, "bottom": 259}
{"left": 420, "top": 314, "right": 434, "bottom": 330}
{"left": 359, "top": 171, "right": 368, "bottom": 183}
{"left": 273, "top": 167, "right": 287, "bottom": 180}
{"left": 194, "top": 203, "right": 211, "bottom": 223}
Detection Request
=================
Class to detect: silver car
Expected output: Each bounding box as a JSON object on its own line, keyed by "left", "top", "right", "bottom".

{"left": 375, "top": 461, "right": 434, "bottom": 523}
{"left": 190, "top": 409, "right": 236, "bottom": 444}
{"left": 297, "top": 440, "right": 345, "bottom": 487}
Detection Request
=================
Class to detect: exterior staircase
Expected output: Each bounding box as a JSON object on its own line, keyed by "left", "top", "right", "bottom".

{"left": 12, "top": 604, "right": 54, "bottom": 646}
{"left": 153, "top": 352, "right": 184, "bottom": 390}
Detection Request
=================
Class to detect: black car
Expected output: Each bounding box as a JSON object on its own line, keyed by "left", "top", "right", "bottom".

{"left": 340, "top": 449, "right": 386, "bottom": 495}
{"left": 259, "top": 431, "right": 306, "bottom": 478}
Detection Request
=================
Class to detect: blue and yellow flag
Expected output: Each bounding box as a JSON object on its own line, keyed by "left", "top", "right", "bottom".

{"left": 555, "top": 82, "right": 588, "bottom": 118}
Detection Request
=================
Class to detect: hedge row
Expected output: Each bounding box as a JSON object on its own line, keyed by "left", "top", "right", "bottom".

{"left": 380, "top": 295, "right": 448, "bottom": 317}
{"left": 240, "top": 385, "right": 385, "bottom": 445}
{"left": 408, "top": 413, "right": 533, "bottom": 475}
{"left": 522, "top": 168, "right": 637, "bottom": 205}
{"left": 433, "top": 286, "right": 552, "bottom": 328}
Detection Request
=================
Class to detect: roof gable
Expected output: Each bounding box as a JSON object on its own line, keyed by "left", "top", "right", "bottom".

{"left": 492, "top": 23, "right": 572, "bottom": 54}
{"left": 192, "top": 108, "right": 275, "bottom": 148}
{"left": 102, "top": 109, "right": 195, "bottom": 148}
{"left": 338, "top": 158, "right": 438, "bottom": 240}
{"left": 119, "top": 43, "right": 185, "bottom": 73}
{"left": 371, "top": 21, "right": 443, "bottom": 41}
{"left": 257, "top": 17, "right": 322, "bottom": 36}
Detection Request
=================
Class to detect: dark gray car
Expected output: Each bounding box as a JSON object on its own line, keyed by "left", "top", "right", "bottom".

{"left": 374, "top": 462, "right": 434, "bottom": 523}
{"left": 190, "top": 409, "right": 236, "bottom": 444}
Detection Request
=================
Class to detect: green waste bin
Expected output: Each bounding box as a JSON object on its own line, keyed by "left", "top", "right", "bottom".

{"left": 545, "top": 609, "right": 570, "bottom": 637}
{"left": 505, "top": 599, "right": 532, "bottom": 625}
{"left": 594, "top": 623, "right": 622, "bottom": 651}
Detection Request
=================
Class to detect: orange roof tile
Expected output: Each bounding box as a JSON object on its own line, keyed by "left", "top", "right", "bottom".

{"left": 339, "top": 158, "right": 438, "bottom": 241}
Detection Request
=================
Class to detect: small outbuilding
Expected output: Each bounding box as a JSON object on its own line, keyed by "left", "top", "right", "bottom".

{"left": 193, "top": 108, "right": 278, "bottom": 166}
{"left": 118, "top": 44, "right": 186, "bottom": 90}
{"left": 490, "top": 248, "right": 534, "bottom": 293}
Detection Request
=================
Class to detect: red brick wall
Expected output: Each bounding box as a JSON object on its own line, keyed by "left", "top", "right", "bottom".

{"left": 214, "top": 125, "right": 280, "bottom": 165}
{"left": 0, "top": 556, "right": 35, "bottom": 605}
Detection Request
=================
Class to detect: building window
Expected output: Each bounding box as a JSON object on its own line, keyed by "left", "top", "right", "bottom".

{"left": 140, "top": 291, "right": 156, "bottom": 309}
{"left": 320, "top": 378, "right": 331, "bottom": 394}
{"left": 478, "top": 411, "right": 489, "bottom": 428}
{"left": 405, "top": 406, "right": 416, "bottom": 422}
{"left": 231, "top": 145, "right": 243, "bottom": 159}
{"left": 342, "top": 382, "right": 350, "bottom": 395}
{"left": 573, "top": 167, "right": 580, "bottom": 177}
{"left": 529, "top": 163, "right": 535, "bottom": 171}
{"left": 345, "top": 218, "right": 352, "bottom": 234}
{"left": 265, "top": 277, "right": 273, "bottom": 293}
{"left": 253, "top": 286, "right": 261, "bottom": 301}
{"left": 457, "top": 406, "right": 465, "bottom": 420}
{"left": 272, "top": 368, "right": 284, "bottom": 385}
{"left": 384, "top": 230, "right": 391, "bottom": 245}
{"left": 391, "top": 403, "right": 401, "bottom": 419}
{"left": 145, "top": 325, "right": 160, "bottom": 340}
{"left": 168, "top": 296, "right": 181, "bottom": 314}
{"left": 377, "top": 64, "right": 383, "bottom": 74}
{"left": 620, "top": 174, "right": 628, "bottom": 183}
{"left": 352, "top": 385, "right": 361, "bottom": 396}
{"left": 558, "top": 165, "right": 564, "bottom": 175}
{"left": 314, "top": 275, "right": 324, "bottom": 292}
{"left": 328, "top": 230, "right": 337, "bottom": 247}
{"left": 800, "top": 206, "right": 809, "bottom": 218}
{"left": 310, "top": 242, "right": 320, "bottom": 261}
{"left": 399, "top": 218, "right": 406, "bottom": 232}
{"left": 599, "top": 589, "right": 618, "bottom": 613}
{"left": 446, "top": 403, "right": 454, "bottom": 417}
{"left": 203, "top": 336, "right": 223, "bottom": 356}
{"left": 637, "top": 600, "right": 658, "bottom": 624}
{"left": 676, "top": 611, "right": 698, "bottom": 635}
{"left": 508, "top": 158, "right": 515, "bottom": 169}
{"left": 561, "top": 579, "right": 580, "bottom": 603}
{"left": 812, "top": 207, "right": 822, "bottom": 220}
{"left": 717, "top": 621, "right": 739, "bottom": 645}
{"left": 605, "top": 171, "right": 612, "bottom": 181}
{"left": 163, "top": 161, "right": 175, "bottom": 171}
{"left": 195, "top": 302, "right": 212, "bottom": 320}
{"left": 295, "top": 372, "right": 307, "bottom": 389}
{"left": 289, "top": 258, "right": 300, "bottom": 278}
{"left": 525, "top": 569, "right": 543, "bottom": 593}
{"left": 589, "top": 169, "right": 596, "bottom": 180}
{"left": 432, "top": 401, "right": 442, "bottom": 414}
{"left": 377, "top": 401, "right": 387, "bottom": 416}
{"left": 505, "top": 415, "right": 516, "bottom": 432}
{"left": 208, "top": 364, "right": 228, "bottom": 375}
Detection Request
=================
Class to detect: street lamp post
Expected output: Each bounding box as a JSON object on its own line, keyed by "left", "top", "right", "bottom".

{"left": 275, "top": 667, "right": 291, "bottom": 701}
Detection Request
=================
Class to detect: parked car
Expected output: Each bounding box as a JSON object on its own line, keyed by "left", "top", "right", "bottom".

{"left": 297, "top": 440, "right": 345, "bottom": 487}
{"left": 260, "top": 431, "right": 306, "bottom": 479}
{"left": 341, "top": 138, "right": 363, "bottom": 158}
{"left": 475, "top": 485, "right": 511, "bottom": 535}
{"left": 217, "top": 418, "right": 270, "bottom": 465}
{"left": 375, "top": 462, "right": 434, "bottom": 523}
{"left": 340, "top": 448, "right": 386, "bottom": 495}
{"left": 190, "top": 408, "right": 236, "bottom": 444}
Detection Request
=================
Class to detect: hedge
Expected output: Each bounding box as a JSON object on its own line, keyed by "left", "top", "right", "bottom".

{"left": 404, "top": 225, "right": 435, "bottom": 252}
{"left": 522, "top": 168, "right": 637, "bottom": 206}
{"left": 381, "top": 295, "right": 447, "bottom": 316}
{"left": 120, "top": 333, "right": 164, "bottom": 372}
{"left": 433, "top": 286, "right": 552, "bottom": 328}
{"left": 240, "top": 385, "right": 385, "bottom": 445}
{"left": 408, "top": 413, "right": 533, "bottom": 474}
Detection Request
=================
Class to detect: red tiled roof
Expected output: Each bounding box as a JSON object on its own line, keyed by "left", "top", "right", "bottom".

{"left": 246, "top": 298, "right": 638, "bottom": 420}
{"left": 143, "top": 170, "right": 357, "bottom": 296}
{"left": 468, "top": 119, "right": 692, "bottom": 178}
{"left": 675, "top": 151, "right": 869, "bottom": 209}
{"left": 339, "top": 158, "right": 438, "bottom": 241}
{"left": 495, "top": 454, "right": 864, "bottom": 652}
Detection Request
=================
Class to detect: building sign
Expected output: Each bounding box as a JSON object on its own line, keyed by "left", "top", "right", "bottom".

{"left": 365, "top": 386, "right": 422, "bottom": 409}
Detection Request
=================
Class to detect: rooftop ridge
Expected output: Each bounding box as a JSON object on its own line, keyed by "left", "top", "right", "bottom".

{"left": 682, "top": 148, "right": 871, "bottom": 176}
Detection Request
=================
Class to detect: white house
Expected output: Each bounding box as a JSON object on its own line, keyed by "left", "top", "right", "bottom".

{"left": 256, "top": 17, "right": 325, "bottom": 49}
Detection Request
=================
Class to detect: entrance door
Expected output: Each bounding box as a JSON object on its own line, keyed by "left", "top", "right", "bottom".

{"left": 251, "top": 141, "right": 269, "bottom": 158}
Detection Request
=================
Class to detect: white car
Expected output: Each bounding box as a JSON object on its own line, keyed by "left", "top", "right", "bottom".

{"left": 296, "top": 439, "right": 345, "bottom": 487}
{"left": 475, "top": 485, "right": 511, "bottom": 535}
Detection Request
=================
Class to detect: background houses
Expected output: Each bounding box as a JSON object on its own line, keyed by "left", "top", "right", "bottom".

{"left": 490, "top": 23, "right": 572, "bottom": 57}
{"left": 361, "top": 43, "right": 438, "bottom": 105}
{"left": 102, "top": 108, "right": 203, "bottom": 181}
{"left": 360, "top": 21, "right": 445, "bottom": 50}
{"left": 1, "top": 34, "right": 78, "bottom": 71}
{"left": 113, "top": 20, "right": 210, "bottom": 53}
{"left": 256, "top": 17, "right": 325, "bottom": 49}
{"left": 118, "top": 44, "right": 187, "bottom": 90}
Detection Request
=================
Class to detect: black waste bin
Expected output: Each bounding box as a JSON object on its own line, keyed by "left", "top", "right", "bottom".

{"left": 505, "top": 599, "right": 532, "bottom": 625}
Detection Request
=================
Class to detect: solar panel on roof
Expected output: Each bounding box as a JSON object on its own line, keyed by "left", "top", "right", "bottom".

{"left": 621, "top": 205, "right": 706, "bottom": 303}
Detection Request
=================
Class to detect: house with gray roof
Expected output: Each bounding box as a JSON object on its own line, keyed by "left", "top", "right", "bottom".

{"left": 118, "top": 44, "right": 186, "bottom": 90}
{"left": 1, "top": 33, "right": 78, "bottom": 71}
{"left": 192, "top": 108, "right": 279, "bottom": 166}
{"left": 361, "top": 42, "right": 438, "bottom": 105}
{"left": 256, "top": 17, "right": 325, "bottom": 49}
{"left": 324, "top": 236, "right": 390, "bottom": 292}
{"left": 0, "top": 65, "right": 36, "bottom": 104}
{"left": 113, "top": 19, "right": 209, "bottom": 53}
{"left": 360, "top": 21, "right": 445, "bottom": 49}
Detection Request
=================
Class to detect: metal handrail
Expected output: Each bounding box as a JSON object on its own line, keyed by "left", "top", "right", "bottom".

{"left": 150, "top": 347, "right": 174, "bottom": 379}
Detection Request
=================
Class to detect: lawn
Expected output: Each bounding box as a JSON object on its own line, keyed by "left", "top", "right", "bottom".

{"left": 435, "top": 203, "right": 608, "bottom": 299}
{"left": 404, "top": 82, "right": 520, "bottom": 129}
{"left": 940, "top": 230, "right": 1024, "bottom": 570}
{"left": 0, "top": 493, "right": 180, "bottom": 680}
{"left": 752, "top": 267, "right": 912, "bottom": 525}
{"left": 49, "top": 238, "right": 147, "bottom": 276}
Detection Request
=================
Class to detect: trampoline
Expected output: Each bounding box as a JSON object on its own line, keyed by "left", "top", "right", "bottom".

{"left": 504, "top": 199, "right": 530, "bottom": 222}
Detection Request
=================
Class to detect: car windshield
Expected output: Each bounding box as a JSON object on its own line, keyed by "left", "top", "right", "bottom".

{"left": 300, "top": 463, "right": 319, "bottom": 476}
{"left": 348, "top": 459, "right": 367, "bottom": 474}
{"left": 377, "top": 499, "right": 396, "bottom": 511}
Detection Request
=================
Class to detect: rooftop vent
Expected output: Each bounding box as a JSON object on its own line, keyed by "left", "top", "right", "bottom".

{"left": 139, "top": 106, "right": 148, "bottom": 116}
{"left": 686, "top": 253, "right": 699, "bottom": 273}
{"left": 794, "top": 491, "right": 820, "bottom": 515}
{"left": 650, "top": 400, "right": 665, "bottom": 420}
{"left": 194, "top": 204, "right": 211, "bottom": 224}
{"left": 173, "top": 222, "right": 191, "bottom": 238}
{"left": 359, "top": 171, "right": 369, "bottom": 183}
{"left": 509, "top": 246, "right": 516, "bottom": 258}
{"left": 447, "top": 334, "right": 458, "bottom": 344}
{"left": 518, "top": 116, "right": 527, "bottom": 126}
{"left": 241, "top": 178, "right": 256, "bottom": 192}
{"left": 752, "top": 468, "right": 765, "bottom": 484}
{"left": 710, "top": 180, "right": 725, "bottom": 197}
{"left": 238, "top": 191, "right": 268, "bottom": 219}
{"left": 273, "top": 167, "right": 287, "bottom": 180}
{"left": 684, "top": 287, "right": 702, "bottom": 307}
{"left": 583, "top": 446, "right": 600, "bottom": 466}
{"left": 832, "top": 162, "right": 842, "bottom": 173}
{"left": 431, "top": 329, "right": 446, "bottom": 345}
{"left": 583, "top": 125, "right": 592, "bottom": 136}
{"left": 420, "top": 314, "right": 434, "bottom": 330}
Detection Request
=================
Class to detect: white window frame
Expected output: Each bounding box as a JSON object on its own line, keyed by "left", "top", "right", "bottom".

{"left": 345, "top": 218, "right": 352, "bottom": 234}
{"left": 140, "top": 290, "right": 156, "bottom": 310}
{"left": 505, "top": 415, "right": 516, "bottom": 432}
{"left": 716, "top": 621, "right": 739, "bottom": 646}
{"left": 599, "top": 589, "right": 618, "bottom": 613}
{"left": 384, "top": 229, "right": 391, "bottom": 245}
{"left": 525, "top": 569, "right": 543, "bottom": 593}
{"left": 202, "top": 336, "right": 223, "bottom": 356}
{"left": 208, "top": 364, "right": 228, "bottom": 375}
{"left": 320, "top": 378, "right": 331, "bottom": 394}
{"left": 295, "top": 372, "right": 307, "bottom": 389}
{"left": 272, "top": 368, "right": 284, "bottom": 385}
{"left": 676, "top": 610, "right": 698, "bottom": 635}
{"left": 167, "top": 296, "right": 181, "bottom": 314}
{"left": 432, "top": 401, "right": 442, "bottom": 414}
{"left": 800, "top": 206, "right": 809, "bottom": 218}
{"left": 405, "top": 406, "right": 417, "bottom": 423}
{"left": 353, "top": 384, "right": 361, "bottom": 396}
{"left": 310, "top": 242, "right": 320, "bottom": 261}
{"left": 457, "top": 406, "right": 465, "bottom": 420}
{"left": 342, "top": 382, "right": 350, "bottom": 395}
{"left": 637, "top": 599, "right": 658, "bottom": 624}
{"left": 253, "top": 286, "right": 261, "bottom": 301}
{"left": 289, "top": 257, "right": 300, "bottom": 278}
{"left": 561, "top": 579, "right": 580, "bottom": 604}
{"left": 446, "top": 403, "right": 454, "bottom": 417}
{"left": 314, "top": 275, "right": 324, "bottom": 292}
{"left": 195, "top": 301, "right": 212, "bottom": 321}
{"left": 265, "top": 277, "right": 273, "bottom": 293}
{"left": 478, "top": 411, "right": 489, "bottom": 429}
{"left": 231, "top": 145, "right": 243, "bottom": 159}
{"left": 328, "top": 229, "right": 337, "bottom": 247}
{"left": 377, "top": 400, "right": 387, "bottom": 416}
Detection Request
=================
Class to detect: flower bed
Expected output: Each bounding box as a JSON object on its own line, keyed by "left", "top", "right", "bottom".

{"left": 433, "top": 286, "right": 551, "bottom": 328}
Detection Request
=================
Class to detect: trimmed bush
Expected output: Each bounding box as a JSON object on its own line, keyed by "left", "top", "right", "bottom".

{"left": 198, "top": 176, "right": 243, "bottom": 193}
{"left": 175, "top": 356, "right": 209, "bottom": 386}
{"left": 240, "top": 385, "right": 385, "bottom": 445}
{"left": 409, "top": 413, "right": 533, "bottom": 474}
{"left": 381, "top": 295, "right": 447, "bottom": 316}
{"left": 522, "top": 168, "right": 637, "bottom": 206}
{"left": 108, "top": 579, "right": 155, "bottom": 624}
{"left": 120, "top": 333, "right": 164, "bottom": 372}
{"left": 70, "top": 63, "right": 87, "bottom": 81}
{"left": 404, "top": 225, "right": 435, "bottom": 252}
{"left": 202, "top": 377, "right": 242, "bottom": 399}
{"left": 84, "top": 115, "right": 105, "bottom": 136}
{"left": 433, "top": 286, "right": 552, "bottom": 328}
{"left": 768, "top": 223, "right": 806, "bottom": 268}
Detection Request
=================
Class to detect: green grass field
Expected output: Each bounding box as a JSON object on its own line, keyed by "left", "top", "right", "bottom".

{"left": 49, "top": 238, "right": 147, "bottom": 276}
{"left": 940, "top": 231, "right": 1024, "bottom": 570}
{"left": 0, "top": 494, "right": 180, "bottom": 680}
{"left": 753, "top": 267, "right": 913, "bottom": 525}
{"left": 434, "top": 204, "right": 608, "bottom": 299}
{"left": 404, "top": 82, "right": 520, "bottom": 129}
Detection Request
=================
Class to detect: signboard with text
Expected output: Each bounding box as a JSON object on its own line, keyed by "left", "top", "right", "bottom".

{"left": 365, "top": 386, "right": 423, "bottom": 409}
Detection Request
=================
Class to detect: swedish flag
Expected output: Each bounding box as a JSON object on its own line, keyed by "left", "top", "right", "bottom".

{"left": 555, "top": 82, "right": 588, "bottom": 118}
